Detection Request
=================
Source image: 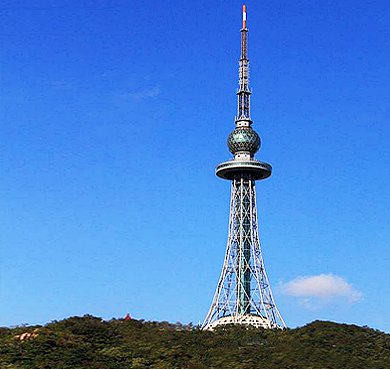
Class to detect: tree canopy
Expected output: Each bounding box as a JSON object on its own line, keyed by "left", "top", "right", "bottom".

{"left": 1, "top": 315, "right": 389, "bottom": 368}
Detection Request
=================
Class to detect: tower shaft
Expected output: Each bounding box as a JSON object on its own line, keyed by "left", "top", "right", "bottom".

{"left": 236, "top": 175, "right": 251, "bottom": 315}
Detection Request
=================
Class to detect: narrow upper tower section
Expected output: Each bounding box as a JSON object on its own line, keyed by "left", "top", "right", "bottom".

{"left": 237, "top": 4, "right": 251, "bottom": 125}
{"left": 216, "top": 5, "right": 272, "bottom": 181}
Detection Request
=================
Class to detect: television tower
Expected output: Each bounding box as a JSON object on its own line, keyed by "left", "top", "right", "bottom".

{"left": 202, "top": 5, "right": 286, "bottom": 330}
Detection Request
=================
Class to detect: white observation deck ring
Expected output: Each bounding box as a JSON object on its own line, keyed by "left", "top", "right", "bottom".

{"left": 215, "top": 160, "right": 272, "bottom": 181}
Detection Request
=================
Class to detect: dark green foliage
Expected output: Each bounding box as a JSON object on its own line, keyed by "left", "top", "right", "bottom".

{"left": 1, "top": 316, "right": 389, "bottom": 369}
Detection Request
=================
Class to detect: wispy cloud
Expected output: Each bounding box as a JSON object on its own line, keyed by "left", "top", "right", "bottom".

{"left": 46, "top": 80, "right": 74, "bottom": 90}
{"left": 281, "top": 274, "right": 363, "bottom": 306}
{"left": 128, "top": 87, "right": 161, "bottom": 100}
{"left": 101, "top": 69, "right": 117, "bottom": 78}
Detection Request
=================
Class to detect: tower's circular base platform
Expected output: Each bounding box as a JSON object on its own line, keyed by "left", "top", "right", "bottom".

{"left": 215, "top": 160, "right": 272, "bottom": 180}
{"left": 204, "top": 314, "right": 282, "bottom": 330}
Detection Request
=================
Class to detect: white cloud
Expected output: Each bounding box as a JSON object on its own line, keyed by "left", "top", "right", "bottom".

{"left": 128, "top": 87, "right": 160, "bottom": 99}
{"left": 281, "top": 274, "right": 363, "bottom": 304}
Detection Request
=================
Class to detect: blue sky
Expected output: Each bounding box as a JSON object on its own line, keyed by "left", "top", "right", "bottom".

{"left": 1, "top": 0, "right": 389, "bottom": 332}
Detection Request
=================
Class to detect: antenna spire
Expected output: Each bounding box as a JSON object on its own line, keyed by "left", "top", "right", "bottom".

{"left": 237, "top": 5, "right": 251, "bottom": 124}
{"left": 243, "top": 4, "right": 247, "bottom": 29}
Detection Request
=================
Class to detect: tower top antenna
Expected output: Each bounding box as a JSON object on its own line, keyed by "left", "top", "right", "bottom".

{"left": 242, "top": 5, "right": 247, "bottom": 29}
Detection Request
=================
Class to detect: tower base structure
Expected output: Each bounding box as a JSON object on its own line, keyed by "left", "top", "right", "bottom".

{"left": 206, "top": 314, "right": 278, "bottom": 330}
{"left": 202, "top": 172, "right": 286, "bottom": 330}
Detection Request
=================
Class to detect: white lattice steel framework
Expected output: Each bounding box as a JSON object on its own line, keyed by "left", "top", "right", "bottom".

{"left": 202, "top": 175, "right": 286, "bottom": 329}
{"left": 202, "top": 6, "right": 286, "bottom": 330}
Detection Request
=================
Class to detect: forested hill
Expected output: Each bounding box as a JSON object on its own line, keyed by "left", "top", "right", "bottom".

{"left": 1, "top": 315, "right": 389, "bottom": 369}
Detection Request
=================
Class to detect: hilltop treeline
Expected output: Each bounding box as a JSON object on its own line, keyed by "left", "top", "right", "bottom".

{"left": 1, "top": 315, "right": 390, "bottom": 369}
